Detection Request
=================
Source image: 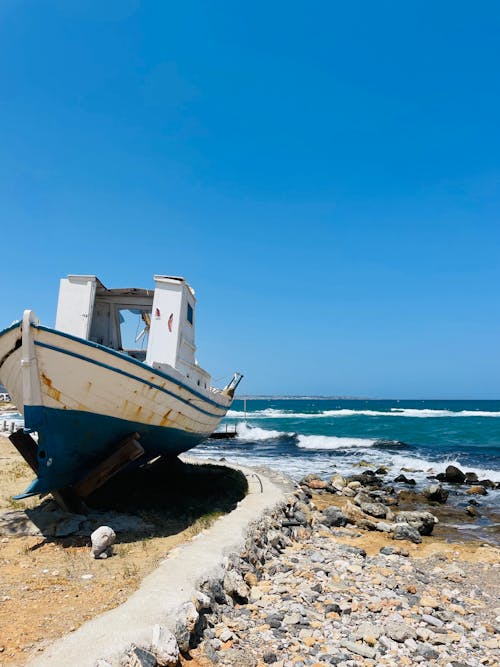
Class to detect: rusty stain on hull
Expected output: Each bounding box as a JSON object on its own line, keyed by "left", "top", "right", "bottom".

{"left": 159, "top": 409, "right": 172, "bottom": 426}
{"left": 41, "top": 373, "right": 61, "bottom": 402}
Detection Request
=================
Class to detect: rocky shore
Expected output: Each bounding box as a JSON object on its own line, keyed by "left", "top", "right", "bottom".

{"left": 116, "top": 467, "right": 499, "bottom": 667}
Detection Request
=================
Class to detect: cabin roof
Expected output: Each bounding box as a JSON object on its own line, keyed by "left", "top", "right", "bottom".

{"left": 66, "top": 274, "right": 193, "bottom": 299}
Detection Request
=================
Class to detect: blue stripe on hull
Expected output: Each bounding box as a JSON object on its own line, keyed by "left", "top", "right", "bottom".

{"left": 17, "top": 406, "right": 204, "bottom": 498}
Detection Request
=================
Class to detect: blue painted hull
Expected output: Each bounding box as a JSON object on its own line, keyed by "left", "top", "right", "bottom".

{"left": 17, "top": 406, "right": 203, "bottom": 498}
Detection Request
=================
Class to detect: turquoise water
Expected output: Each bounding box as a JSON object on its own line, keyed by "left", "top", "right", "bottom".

{"left": 193, "top": 399, "right": 500, "bottom": 487}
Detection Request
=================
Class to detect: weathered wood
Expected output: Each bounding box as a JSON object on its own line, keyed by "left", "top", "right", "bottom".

{"left": 73, "top": 434, "right": 144, "bottom": 498}
{"left": 9, "top": 429, "right": 39, "bottom": 473}
{"left": 52, "top": 488, "right": 89, "bottom": 515}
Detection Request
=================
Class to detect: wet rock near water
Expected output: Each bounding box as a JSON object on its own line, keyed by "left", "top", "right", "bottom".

{"left": 423, "top": 484, "right": 449, "bottom": 504}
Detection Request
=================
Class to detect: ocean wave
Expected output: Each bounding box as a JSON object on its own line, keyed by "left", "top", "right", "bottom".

{"left": 227, "top": 407, "right": 500, "bottom": 419}
{"left": 235, "top": 423, "right": 292, "bottom": 441}
{"left": 296, "top": 435, "right": 378, "bottom": 450}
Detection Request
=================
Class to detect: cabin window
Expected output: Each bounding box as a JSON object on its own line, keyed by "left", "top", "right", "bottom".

{"left": 118, "top": 308, "right": 151, "bottom": 354}
{"left": 187, "top": 303, "right": 194, "bottom": 325}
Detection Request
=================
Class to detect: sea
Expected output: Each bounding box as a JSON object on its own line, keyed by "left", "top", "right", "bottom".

{"left": 192, "top": 398, "right": 500, "bottom": 493}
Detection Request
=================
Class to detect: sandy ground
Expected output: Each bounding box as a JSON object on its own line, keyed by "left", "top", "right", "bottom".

{"left": 0, "top": 431, "right": 245, "bottom": 667}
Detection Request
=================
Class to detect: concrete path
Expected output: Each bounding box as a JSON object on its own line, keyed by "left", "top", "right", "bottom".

{"left": 27, "top": 460, "right": 293, "bottom": 667}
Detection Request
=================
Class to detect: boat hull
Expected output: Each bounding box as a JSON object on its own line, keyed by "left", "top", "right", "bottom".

{"left": 0, "top": 316, "right": 231, "bottom": 497}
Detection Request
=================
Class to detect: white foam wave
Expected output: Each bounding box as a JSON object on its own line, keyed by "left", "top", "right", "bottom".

{"left": 296, "top": 435, "right": 377, "bottom": 450}
{"left": 227, "top": 408, "right": 500, "bottom": 419}
{"left": 389, "top": 408, "right": 500, "bottom": 418}
{"left": 236, "top": 423, "right": 291, "bottom": 441}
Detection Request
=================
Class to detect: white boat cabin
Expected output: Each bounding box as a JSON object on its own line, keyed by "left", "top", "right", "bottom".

{"left": 55, "top": 275, "right": 212, "bottom": 390}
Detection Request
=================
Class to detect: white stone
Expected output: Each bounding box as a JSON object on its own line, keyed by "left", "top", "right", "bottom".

{"left": 90, "top": 525, "right": 116, "bottom": 558}
{"left": 151, "top": 624, "right": 179, "bottom": 667}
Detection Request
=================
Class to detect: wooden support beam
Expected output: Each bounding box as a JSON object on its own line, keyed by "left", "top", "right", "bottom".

{"left": 73, "top": 433, "right": 144, "bottom": 498}
{"left": 9, "top": 429, "right": 39, "bottom": 473}
{"left": 52, "top": 489, "right": 89, "bottom": 515}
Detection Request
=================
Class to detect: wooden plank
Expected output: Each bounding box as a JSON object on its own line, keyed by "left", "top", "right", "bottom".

{"left": 73, "top": 434, "right": 144, "bottom": 498}
{"left": 52, "top": 489, "right": 89, "bottom": 515}
{"left": 9, "top": 429, "right": 39, "bottom": 473}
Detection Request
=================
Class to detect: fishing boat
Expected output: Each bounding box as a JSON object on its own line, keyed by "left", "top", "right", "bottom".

{"left": 0, "top": 275, "right": 242, "bottom": 499}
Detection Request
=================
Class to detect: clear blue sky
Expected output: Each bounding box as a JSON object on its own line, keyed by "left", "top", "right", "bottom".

{"left": 1, "top": 1, "right": 499, "bottom": 398}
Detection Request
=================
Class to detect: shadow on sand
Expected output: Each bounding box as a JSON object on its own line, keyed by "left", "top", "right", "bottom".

{"left": 2, "top": 459, "right": 248, "bottom": 546}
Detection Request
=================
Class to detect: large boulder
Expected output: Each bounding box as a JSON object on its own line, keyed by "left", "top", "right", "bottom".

{"left": 445, "top": 465, "right": 465, "bottom": 484}
{"left": 359, "top": 502, "right": 389, "bottom": 519}
{"left": 395, "top": 510, "right": 438, "bottom": 536}
{"left": 342, "top": 501, "right": 377, "bottom": 530}
{"left": 321, "top": 506, "right": 348, "bottom": 527}
{"left": 393, "top": 523, "right": 422, "bottom": 544}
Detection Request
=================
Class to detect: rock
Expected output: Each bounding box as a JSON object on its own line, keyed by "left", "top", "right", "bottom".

{"left": 340, "top": 639, "right": 376, "bottom": 659}
{"left": 464, "top": 471, "right": 478, "bottom": 483}
{"left": 175, "top": 601, "right": 199, "bottom": 653}
{"left": 465, "top": 505, "right": 478, "bottom": 517}
{"left": 151, "top": 625, "right": 179, "bottom": 667}
{"left": 330, "top": 474, "right": 346, "bottom": 490}
{"left": 359, "top": 502, "right": 388, "bottom": 519}
{"left": 419, "top": 596, "right": 440, "bottom": 609}
{"left": 354, "top": 622, "right": 381, "bottom": 644}
{"left": 353, "top": 491, "right": 373, "bottom": 506}
{"left": 423, "top": 484, "right": 449, "bottom": 503}
{"left": 223, "top": 568, "right": 249, "bottom": 600}
{"left": 263, "top": 650, "right": 277, "bottom": 664}
{"left": 122, "top": 646, "right": 157, "bottom": 667}
{"left": 374, "top": 521, "right": 392, "bottom": 532}
{"left": 383, "top": 621, "right": 416, "bottom": 643}
{"left": 341, "top": 501, "right": 377, "bottom": 530}
{"left": 90, "top": 526, "right": 116, "bottom": 558}
{"left": 421, "top": 613, "right": 444, "bottom": 628}
{"left": 219, "top": 628, "right": 232, "bottom": 643}
{"left": 466, "top": 485, "right": 487, "bottom": 495}
{"left": 445, "top": 465, "right": 466, "bottom": 484}
{"left": 321, "top": 506, "right": 347, "bottom": 527}
{"left": 394, "top": 474, "right": 416, "bottom": 485}
{"left": 307, "top": 478, "right": 328, "bottom": 490}
{"left": 192, "top": 590, "right": 211, "bottom": 612}
{"left": 395, "top": 510, "right": 438, "bottom": 535}
{"left": 417, "top": 645, "right": 439, "bottom": 660}
{"left": 393, "top": 523, "right": 422, "bottom": 543}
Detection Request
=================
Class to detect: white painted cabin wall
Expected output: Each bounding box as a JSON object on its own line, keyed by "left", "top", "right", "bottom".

{"left": 146, "top": 279, "right": 184, "bottom": 368}
{"left": 55, "top": 276, "right": 97, "bottom": 338}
